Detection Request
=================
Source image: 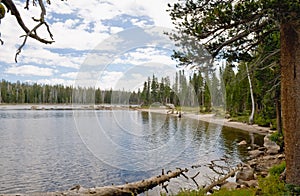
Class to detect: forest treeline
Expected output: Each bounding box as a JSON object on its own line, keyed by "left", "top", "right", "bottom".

{"left": 0, "top": 62, "right": 278, "bottom": 129}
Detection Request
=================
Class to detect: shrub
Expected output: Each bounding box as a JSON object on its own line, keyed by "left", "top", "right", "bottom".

{"left": 269, "top": 161, "right": 285, "bottom": 176}
{"left": 254, "top": 115, "right": 270, "bottom": 127}
{"left": 258, "top": 175, "right": 286, "bottom": 195}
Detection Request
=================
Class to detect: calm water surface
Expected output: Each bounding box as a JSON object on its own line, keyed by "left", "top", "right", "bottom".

{"left": 0, "top": 110, "right": 263, "bottom": 194}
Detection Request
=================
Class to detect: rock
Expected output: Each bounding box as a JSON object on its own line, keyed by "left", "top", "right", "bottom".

{"left": 264, "top": 135, "right": 280, "bottom": 155}
{"left": 248, "top": 159, "right": 258, "bottom": 168}
{"left": 245, "top": 180, "right": 258, "bottom": 188}
{"left": 89, "top": 188, "right": 96, "bottom": 194}
{"left": 252, "top": 144, "right": 260, "bottom": 149}
{"left": 238, "top": 140, "right": 247, "bottom": 145}
{"left": 267, "top": 147, "right": 280, "bottom": 155}
{"left": 221, "top": 181, "right": 239, "bottom": 190}
{"left": 70, "top": 184, "right": 81, "bottom": 191}
{"left": 237, "top": 179, "right": 258, "bottom": 188}
{"left": 258, "top": 146, "right": 266, "bottom": 151}
{"left": 248, "top": 149, "right": 264, "bottom": 158}
{"left": 262, "top": 155, "right": 275, "bottom": 160}
{"left": 236, "top": 168, "right": 255, "bottom": 181}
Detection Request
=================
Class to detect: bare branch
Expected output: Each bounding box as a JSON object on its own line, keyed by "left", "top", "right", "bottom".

{"left": 2, "top": 0, "right": 55, "bottom": 62}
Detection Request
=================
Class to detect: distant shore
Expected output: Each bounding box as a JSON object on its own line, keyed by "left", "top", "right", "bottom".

{"left": 0, "top": 104, "right": 134, "bottom": 111}
{"left": 0, "top": 104, "right": 271, "bottom": 135}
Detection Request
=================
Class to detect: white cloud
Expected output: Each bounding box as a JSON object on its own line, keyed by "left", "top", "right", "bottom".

{"left": 5, "top": 65, "right": 55, "bottom": 77}
{"left": 0, "top": 0, "right": 178, "bottom": 87}
{"left": 98, "top": 71, "right": 124, "bottom": 90}
{"left": 110, "top": 26, "right": 124, "bottom": 34}
{"left": 61, "top": 72, "right": 78, "bottom": 79}
{"left": 113, "top": 47, "right": 176, "bottom": 66}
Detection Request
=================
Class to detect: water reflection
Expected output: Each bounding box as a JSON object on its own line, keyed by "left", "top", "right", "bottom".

{"left": 0, "top": 110, "right": 264, "bottom": 194}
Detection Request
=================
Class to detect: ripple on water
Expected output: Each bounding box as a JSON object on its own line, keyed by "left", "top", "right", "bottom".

{"left": 0, "top": 110, "right": 264, "bottom": 194}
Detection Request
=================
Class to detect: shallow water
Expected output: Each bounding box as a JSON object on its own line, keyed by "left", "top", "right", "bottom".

{"left": 0, "top": 110, "right": 263, "bottom": 194}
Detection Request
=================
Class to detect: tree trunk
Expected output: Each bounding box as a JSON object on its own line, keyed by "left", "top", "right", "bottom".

{"left": 280, "top": 22, "right": 300, "bottom": 186}
{"left": 275, "top": 89, "right": 282, "bottom": 135}
{"left": 246, "top": 63, "right": 255, "bottom": 125}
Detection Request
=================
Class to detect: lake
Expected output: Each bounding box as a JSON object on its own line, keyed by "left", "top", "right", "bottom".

{"left": 0, "top": 109, "right": 264, "bottom": 194}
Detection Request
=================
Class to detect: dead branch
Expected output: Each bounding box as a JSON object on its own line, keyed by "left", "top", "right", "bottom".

{"left": 1, "top": 0, "right": 55, "bottom": 62}
{"left": 203, "top": 166, "right": 241, "bottom": 193}
{"left": 190, "top": 171, "right": 201, "bottom": 188}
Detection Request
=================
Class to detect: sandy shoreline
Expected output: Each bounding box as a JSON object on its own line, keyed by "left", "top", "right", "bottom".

{"left": 138, "top": 108, "right": 271, "bottom": 135}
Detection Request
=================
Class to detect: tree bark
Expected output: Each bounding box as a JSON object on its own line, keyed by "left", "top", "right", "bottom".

{"left": 280, "top": 21, "right": 300, "bottom": 186}
{"left": 275, "top": 89, "right": 282, "bottom": 135}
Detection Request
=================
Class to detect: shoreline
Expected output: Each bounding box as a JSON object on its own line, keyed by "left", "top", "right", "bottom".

{"left": 138, "top": 108, "right": 271, "bottom": 135}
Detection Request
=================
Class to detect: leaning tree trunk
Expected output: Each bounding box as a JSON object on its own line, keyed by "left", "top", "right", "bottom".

{"left": 280, "top": 21, "right": 300, "bottom": 186}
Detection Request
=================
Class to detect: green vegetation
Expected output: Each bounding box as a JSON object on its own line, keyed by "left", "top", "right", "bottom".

{"left": 258, "top": 175, "right": 286, "bottom": 195}
{"left": 269, "top": 132, "right": 284, "bottom": 150}
{"left": 269, "top": 161, "right": 285, "bottom": 176}
{"left": 211, "top": 188, "right": 256, "bottom": 196}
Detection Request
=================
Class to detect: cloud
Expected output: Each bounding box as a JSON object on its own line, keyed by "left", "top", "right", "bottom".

{"left": 5, "top": 65, "right": 55, "bottom": 77}
{"left": 61, "top": 72, "right": 78, "bottom": 79}
{"left": 0, "top": 0, "right": 178, "bottom": 88}
{"left": 113, "top": 47, "right": 176, "bottom": 66}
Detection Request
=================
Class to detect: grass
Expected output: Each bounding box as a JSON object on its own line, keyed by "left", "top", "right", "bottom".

{"left": 211, "top": 188, "right": 256, "bottom": 196}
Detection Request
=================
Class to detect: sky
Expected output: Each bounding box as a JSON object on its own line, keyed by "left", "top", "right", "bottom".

{"left": 0, "top": 0, "right": 182, "bottom": 90}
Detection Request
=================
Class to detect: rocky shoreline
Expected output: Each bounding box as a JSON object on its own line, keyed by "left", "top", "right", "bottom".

{"left": 219, "top": 134, "right": 284, "bottom": 191}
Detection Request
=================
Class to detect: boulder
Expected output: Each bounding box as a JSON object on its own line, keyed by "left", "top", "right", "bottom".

{"left": 236, "top": 168, "right": 255, "bottom": 181}
{"left": 264, "top": 135, "right": 280, "bottom": 155}
{"left": 221, "top": 181, "right": 239, "bottom": 190}
{"left": 236, "top": 179, "right": 258, "bottom": 188}
{"left": 248, "top": 149, "right": 264, "bottom": 158}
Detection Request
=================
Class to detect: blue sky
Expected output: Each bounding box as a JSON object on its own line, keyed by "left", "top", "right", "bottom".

{"left": 0, "top": 0, "right": 180, "bottom": 90}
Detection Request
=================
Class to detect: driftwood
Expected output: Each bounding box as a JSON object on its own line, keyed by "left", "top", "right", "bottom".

{"left": 203, "top": 164, "right": 242, "bottom": 193}
{"left": 57, "top": 168, "right": 189, "bottom": 196}
{"left": 1, "top": 159, "right": 245, "bottom": 195}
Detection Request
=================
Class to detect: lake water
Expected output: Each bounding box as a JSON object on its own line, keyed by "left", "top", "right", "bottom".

{"left": 0, "top": 110, "right": 264, "bottom": 194}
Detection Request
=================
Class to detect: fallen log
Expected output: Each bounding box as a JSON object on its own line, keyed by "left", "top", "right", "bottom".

{"left": 33, "top": 168, "right": 188, "bottom": 196}
{"left": 91, "top": 168, "right": 188, "bottom": 195}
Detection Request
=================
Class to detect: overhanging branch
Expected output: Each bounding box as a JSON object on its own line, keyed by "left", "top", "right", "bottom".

{"left": 2, "top": 0, "right": 55, "bottom": 62}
